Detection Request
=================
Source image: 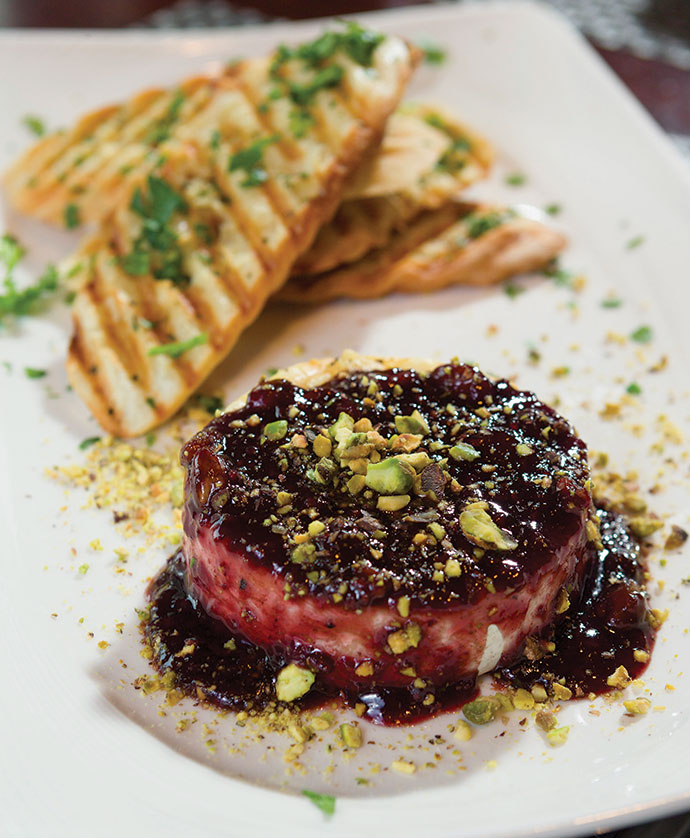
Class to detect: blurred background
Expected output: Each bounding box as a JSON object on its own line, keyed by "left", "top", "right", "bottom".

{"left": 0, "top": 0, "right": 688, "bottom": 158}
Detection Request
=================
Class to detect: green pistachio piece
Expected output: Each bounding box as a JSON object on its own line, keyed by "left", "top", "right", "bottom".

{"left": 449, "top": 443, "right": 480, "bottom": 462}
{"left": 275, "top": 663, "right": 315, "bottom": 702}
{"left": 328, "top": 412, "right": 354, "bottom": 440}
{"left": 291, "top": 543, "right": 316, "bottom": 564}
{"left": 264, "top": 419, "right": 288, "bottom": 441}
{"left": 462, "top": 696, "right": 501, "bottom": 725}
{"left": 340, "top": 722, "right": 363, "bottom": 749}
{"left": 312, "top": 434, "right": 332, "bottom": 458}
{"left": 377, "top": 494, "right": 410, "bottom": 512}
{"left": 365, "top": 458, "right": 414, "bottom": 495}
{"left": 394, "top": 409, "right": 430, "bottom": 436}
{"left": 307, "top": 457, "right": 338, "bottom": 485}
{"left": 459, "top": 503, "right": 517, "bottom": 551}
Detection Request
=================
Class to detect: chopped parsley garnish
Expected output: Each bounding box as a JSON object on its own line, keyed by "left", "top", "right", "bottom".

{"left": 147, "top": 332, "right": 208, "bottom": 358}
{"left": 229, "top": 135, "right": 280, "bottom": 187}
{"left": 79, "top": 436, "right": 101, "bottom": 450}
{"left": 122, "top": 175, "right": 188, "bottom": 285}
{"left": 64, "top": 203, "right": 81, "bottom": 229}
{"left": 288, "top": 108, "right": 315, "bottom": 139}
{"left": 287, "top": 64, "right": 344, "bottom": 107}
{"left": 626, "top": 382, "right": 642, "bottom": 395}
{"left": 631, "top": 325, "right": 653, "bottom": 344}
{"left": 23, "top": 115, "right": 46, "bottom": 137}
{"left": 1, "top": 233, "right": 24, "bottom": 274}
{"left": 144, "top": 89, "right": 185, "bottom": 146}
{"left": 24, "top": 367, "right": 47, "bottom": 378}
{"left": 545, "top": 203, "right": 562, "bottom": 216}
{"left": 146, "top": 396, "right": 156, "bottom": 409}
{"left": 541, "top": 262, "right": 574, "bottom": 287}
{"left": 145, "top": 432, "right": 156, "bottom": 447}
{"left": 418, "top": 39, "right": 447, "bottom": 65}
{"left": 505, "top": 172, "right": 526, "bottom": 186}
{"left": 626, "top": 235, "right": 645, "bottom": 250}
{"left": 601, "top": 297, "right": 623, "bottom": 308}
{"left": 1, "top": 259, "right": 60, "bottom": 323}
{"left": 196, "top": 394, "right": 224, "bottom": 414}
{"left": 301, "top": 789, "right": 335, "bottom": 815}
{"left": 264, "top": 366, "right": 279, "bottom": 377}
{"left": 209, "top": 129, "right": 221, "bottom": 150}
{"left": 504, "top": 281, "right": 525, "bottom": 299}
{"left": 466, "top": 210, "right": 507, "bottom": 239}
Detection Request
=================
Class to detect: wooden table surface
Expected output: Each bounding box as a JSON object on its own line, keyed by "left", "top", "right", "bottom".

{"left": 2, "top": 0, "right": 689, "bottom": 137}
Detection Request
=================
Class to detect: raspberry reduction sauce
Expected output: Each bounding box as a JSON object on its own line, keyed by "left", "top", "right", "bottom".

{"left": 142, "top": 364, "right": 655, "bottom": 725}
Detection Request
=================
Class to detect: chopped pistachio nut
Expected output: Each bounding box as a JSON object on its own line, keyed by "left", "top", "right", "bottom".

{"left": 531, "top": 684, "right": 548, "bottom": 703}
{"left": 275, "top": 663, "right": 315, "bottom": 702}
{"left": 264, "top": 419, "right": 288, "bottom": 440}
{"left": 624, "top": 697, "right": 651, "bottom": 715}
{"left": 390, "top": 433, "right": 423, "bottom": 453}
{"left": 394, "top": 409, "right": 429, "bottom": 436}
{"left": 355, "top": 661, "right": 374, "bottom": 677}
{"left": 444, "top": 558, "right": 462, "bottom": 577}
{"left": 449, "top": 443, "right": 480, "bottom": 462}
{"left": 365, "top": 457, "right": 414, "bottom": 495}
{"left": 453, "top": 719, "right": 473, "bottom": 741}
{"left": 546, "top": 725, "right": 570, "bottom": 747}
{"left": 340, "top": 722, "right": 363, "bottom": 749}
{"left": 328, "top": 412, "right": 354, "bottom": 439}
{"left": 462, "top": 697, "right": 500, "bottom": 725}
{"left": 428, "top": 522, "right": 446, "bottom": 541}
{"left": 377, "top": 494, "right": 410, "bottom": 512}
{"left": 387, "top": 623, "right": 422, "bottom": 654}
{"left": 554, "top": 588, "right": 570, "bottom": 614}
{"left": 628, "top": 516, "right": 664, "bottom": 539}
{"left": 397, "top": 595, "right": 411, "bottom": 618}
{"left": 308, "top": 457, "right": 338, "bottom": 485}
{"left": 276, "top": 491, "right": 293, "bottom": 507}
{"left": 633, "top": 649, "right": 650, "bottom": 663}
{"left": 459, "top": 503, "right": 517, "bottom": 551}
{"left": 552, "top": 683, "right": 572, "bottom": 701}
{"left": 606, "top": 665, "right": 631, "bottom": 689}
{"left": 665, "top": 525, "right": 688, "bottom": 551}
{"left": 516, "top": 443, "right": 533, "bottom": 456}
{"left": 512, "top": 688, "right": 535, "bottom": 710}
{"left": 307, "top": 520, "right": 326, "bottom": 537}
{"left": 291, "top": 543, "right": 316, "bottom": 564}
{"left": 392, "top": 759, "right": 416, "bottom": 775}
{"left": 312, "top": 434, "right": 332, "bottom": 458}
{"left": 346, "top": 474, "right": 366, "bottom": 495}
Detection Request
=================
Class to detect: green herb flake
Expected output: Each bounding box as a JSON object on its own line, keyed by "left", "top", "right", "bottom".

{"left": 601, "top": 297, "right": 623, "bottom": 309}
{"left": 0, "top": 233, "right": 25, "bottom": 274}
{"left": 466, "top": 211, "right": 507, "bottom": 239}
{"left": 24, "top": 367, "right": 47, "bottom": 378}
{"left": 626, "top": 382, "right": 642, "bottom": 395}
{"left": 301, "top": 789, "right": 335, "bottom": 816}
{"left": 229, "top": 135, "right": 280, "bottom": 187}
{"left": 418, "top": 40, "right": 447, "bottom": 65}
{"left": 209, "top": 129, "right": 221, "bottom": 150}
{"left": 626, "top": 235, "right": 645, "bottom": 250}
{"left": 542, "top": 262, "right": 574, "bottom": 287}
{"left": 79, "top": 436, "right": 101, "bottom": 450}
{"left": 78, "top": 563, "right": 89, "bottom": 575}
{"left": 631, "top": 325, "right": 653, "bottom": 344}
{"left": 120, "top": 250, "right": 150, "bottom": 276}
{"left": 145, "top": 432, "right": 156, "bottom": 447}
{"left": 504, "top": 282, "right": 525, "bottom": 299}
{"left": 147, "top": 332, "right": 208, "bottom": 359}
{"left": 23, "top": 115, "right": 46, "bottom": 137}
{"left": 144, "top": 89, "right": 185, "bottom": 146}
{"left": 288, "top": 108, "right": 315, "bottom": 139}
{"left": 0, "top": 263, "right": 59, "bottom": 322}
{"left": 197, "top": 394, "right": 224, "bottom": 414}
{"left": 64, "top": 203, "right": 81, "bottom": 230}
{"left": 545, "top": 203, "right": 562, "bottom": 216}
{"left": 505, "top": 172, "right": 526, "bottom": 186}
{"left": 146, "top": 396, "right": 156, "bottom": 409}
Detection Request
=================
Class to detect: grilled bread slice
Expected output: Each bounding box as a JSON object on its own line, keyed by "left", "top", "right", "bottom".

{"left": 65, "top": 25, "right": 420, "bottom": 437}
{"left": 293, "top": 104, "right": 493, "bottom": 276}
{"left": 278, "top": 203, "right": 566, "bottom": 303}
{"left": 3, "top": 76, "right": 221, "bottom": 228}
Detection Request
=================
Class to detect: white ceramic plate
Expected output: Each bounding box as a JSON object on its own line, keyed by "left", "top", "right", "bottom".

{"left": 2, "top": 3, "right": 690, "bottom": 836}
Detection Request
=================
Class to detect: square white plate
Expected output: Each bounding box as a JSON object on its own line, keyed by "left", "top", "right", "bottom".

{"left": 2, "top": 3, "right": 690, "bottom": 837}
